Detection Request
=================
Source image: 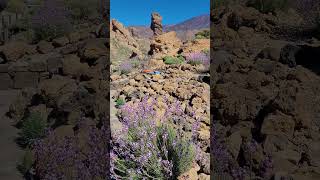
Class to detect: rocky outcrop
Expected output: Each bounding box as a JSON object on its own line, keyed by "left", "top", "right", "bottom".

{"left": 148, "top": 31, "right": 182, "bottom": 59}
{"left": 180, "top": 39, "right": 210, "bottom": 55}
{"left": 110, "top": 19, "right": 143, "bottom": 62}
{"left": 150, "top": 12, "right": 163, "bottom": 36}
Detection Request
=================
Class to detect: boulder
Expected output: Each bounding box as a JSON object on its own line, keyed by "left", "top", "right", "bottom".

{"left": 37, "top": 41, "right": 54, "bottom": 54}
{"left": 52, "top": 36, "right": 69, "bottom": 47}
{"left": 62, "top": 54, "right": 89, "bottom": 78}
{"left": 78, "top": 38, "right": 107, "bottom": 60}
{"left": 0, "top": 41, "right": 36, "bottom": 62}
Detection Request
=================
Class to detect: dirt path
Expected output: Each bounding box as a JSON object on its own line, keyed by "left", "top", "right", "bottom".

{"left": 0, "top": 90, "right": 24, "bottom": 180}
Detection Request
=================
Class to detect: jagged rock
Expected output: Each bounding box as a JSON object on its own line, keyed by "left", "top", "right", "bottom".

{"left": 78, "top": 38, "right": 108, "bottom": 60}
{"left": 110, "top": 19, "right": 143, "bottom": 61}
{"left": 52, "top": 36, "right": 69, "bottom": 47}
{"left": 149, "top": 31, "right": 182, "bottom": 59}
{"left": 261, "top": 111, "right": 295, "bottom": 138}
{"left": 181, "top": 39, "right": 210, "bottom": 55}
{"left": 0, "top": 41, "right": 37, "bottom": 62}
{"left": 37, "top": 41, "right": 54, "bottom": 54}
{"left": 150, "top": 12, "right": 163, "bottom": 36}
{"left": 27, "top": 54, "right": 49, "bottom": 72}
{"left": 62, "top": 54, "right": 89, "bottom": 78}
{"left": 38, "top": 76, "right": 78, "bottom": 103}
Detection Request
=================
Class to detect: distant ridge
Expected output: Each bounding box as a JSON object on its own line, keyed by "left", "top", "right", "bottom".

{"left": 163, "top": 14, "right": 210, "bottom": 32}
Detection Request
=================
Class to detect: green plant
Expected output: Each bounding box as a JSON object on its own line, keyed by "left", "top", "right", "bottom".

{"left": 17, "top": 148, "right": 34, "bottom": 175}
{"left": 159, "top": 124, "right": 195, "bottom": 177}
{"left": 20, "top": 112, "right": 47, "bottom": 146}
{"left": 195, "top": 29, "right": 210, "bottom": 39}
{"left": 163, "top": 56, "right": 184, "bottom": 65}
{"left": 130, "top": 58, "right": 140, "bottom": 68}
{"left": 202, "top": 49, "right": 210, "bottom": 56}
{"left": 116, "top": 98, "right": 125, "bottom": 106}
{"left": 246, "top": 0, "right": 289, "bottom": 13}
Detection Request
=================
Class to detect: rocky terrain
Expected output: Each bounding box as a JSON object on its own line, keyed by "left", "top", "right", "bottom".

{"left": 110, "top": 13, "right": 210, "bottom": 179}
{"left": 211, "top": 3, "right": 320, "bottom": 180}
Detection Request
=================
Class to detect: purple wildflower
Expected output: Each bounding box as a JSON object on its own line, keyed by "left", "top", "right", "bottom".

{"left": 119, "top": 61, "right": 133, "bottom": 74}
{"left": 185, "top": 52, "right": 210, "bottom": 66}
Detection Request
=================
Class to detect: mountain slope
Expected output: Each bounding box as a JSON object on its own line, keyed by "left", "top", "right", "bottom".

{"left": 163, "top": 14, "right": 210, "bottom": 32}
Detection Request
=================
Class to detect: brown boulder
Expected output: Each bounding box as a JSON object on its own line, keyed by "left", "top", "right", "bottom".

{"left": 78, "top": 38, "right": 108, "bottom": 60}
{"left": 0, "top": 41, "right": 36, "bottom": 62}
{"left": 149, "top": 31, "right": 182, "bottom": 59}
{"left": 37, "top": 41, "right": 54, "bottom": 54}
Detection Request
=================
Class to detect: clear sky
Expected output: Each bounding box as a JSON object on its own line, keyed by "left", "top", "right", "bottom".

{"left": 111, "top": 0, "right": 210, "bottom": 26}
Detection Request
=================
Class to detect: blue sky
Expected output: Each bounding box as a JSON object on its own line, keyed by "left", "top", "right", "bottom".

{"left": 111, "top": 0, "right": 210, "bottom": 26}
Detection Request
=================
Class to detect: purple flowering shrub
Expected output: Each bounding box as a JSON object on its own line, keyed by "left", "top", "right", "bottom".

{"left": 185, "top": 52, "right": 210, "bottom": 66}
{"left": 119, "top": 61, "right": 133, "bottom": 75}
{"left": 212, "top": 123, "right": 274, "bottom": 179}
{"left": 111, "top": 97, "right": 198, "bottom": 179}
{"left": 32, "top": 122, "right": 109, "bottom": 180}
{"left": 31, "top": 0, "right": 72, "bottom": 41}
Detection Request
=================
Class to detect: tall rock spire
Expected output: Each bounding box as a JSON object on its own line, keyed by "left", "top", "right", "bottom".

{"left": 150, "top": 12, "right": 163, "bottom": 36}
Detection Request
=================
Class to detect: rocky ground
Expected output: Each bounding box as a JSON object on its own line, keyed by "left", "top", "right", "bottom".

{"left": 110, "top": 15, "right": 210, "bottom": 179}
{"left": 211, "top": 4, "right": 320, "bottom": 180}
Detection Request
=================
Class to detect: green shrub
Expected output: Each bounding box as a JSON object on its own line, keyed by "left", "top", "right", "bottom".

{"left": 246, "top": 0, "right": 289, "bottom": 13}
{"left": 159, "top": 124, "right": 195, "bottom": 177}
{"left": 116, "top": 98, "right": 125, "bottom": 107}
{"left": 202, "top": 49, "right": 210, "bottom": 56}
{"left": 163, "top": 56, "right": 184, "bottom": 65}
{"left": 195, "top": 30, "right": 210, "bottom": 39}
{"left": 20, "top": 112, "right": 47, "bottom": 146}
{"left": 130, "top": 58, "right": 140, "bottom": 68}
{"left": 17, "top": 148, "right": 34, "bottom": 175}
